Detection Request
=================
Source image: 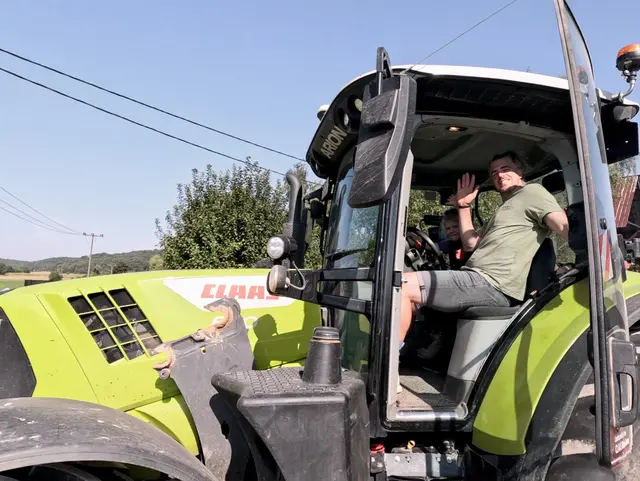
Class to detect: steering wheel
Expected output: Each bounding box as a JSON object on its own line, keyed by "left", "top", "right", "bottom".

{"left": 405, "top": 226, "right": 448, "bottom": 270}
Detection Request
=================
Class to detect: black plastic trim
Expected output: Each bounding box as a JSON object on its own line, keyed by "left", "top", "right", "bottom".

{"left": 282, "top": 268, "right": 374, "bottom": 297}
{"left": 316, "top": 293, "right": 370, "bottom": 315}
{"left": 321, "top": 268, "right": 373, "bottom": 281}
{"left": 0, "top": 307, "right": 36, "bottom": 399}
{"left": 280, "top": 269, "right": 373, "bottom": 316}
{"left": 371, "top": 180, "right": 405, "bottom": 437}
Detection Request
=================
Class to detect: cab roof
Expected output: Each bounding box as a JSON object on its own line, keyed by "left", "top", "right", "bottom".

{"left": 305, "top": 64, "right": 638, "bottom": 187}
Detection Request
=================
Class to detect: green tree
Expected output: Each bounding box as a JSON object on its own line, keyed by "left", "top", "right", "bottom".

{"left": 407, "top": 190, "right": 449, "bottom": 227}
{"left": 148, "top": 254, "right": 164, "bottom": 270}
{"left": 112, "top": 261, "right": 130, "bottom": 274}
{"left": 156, "top": 159, "right": 291, "bottom": 270}
{"left": 156, "top": 158, "right": 327, "bottom": 271}
{"left": 48, "top": 270, "right": 62, "bottom": 282}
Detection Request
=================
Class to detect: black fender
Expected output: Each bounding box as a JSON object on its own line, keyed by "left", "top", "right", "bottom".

{"left": 0, "top": 397, "right": 216, "bottom": 481}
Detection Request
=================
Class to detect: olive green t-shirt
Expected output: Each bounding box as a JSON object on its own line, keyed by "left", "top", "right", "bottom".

{"left": 462, "top": 183, "right": 563, "bottom": 301}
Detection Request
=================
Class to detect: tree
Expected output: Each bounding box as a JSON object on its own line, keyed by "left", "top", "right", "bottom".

{"left": 112, "top": 261, "right": 130, "bottom": 274}
{"left": 156, "top": 158, "right": 329, "bottom": 271}
{"left": 148, "top": 254, "right": 164, "bottom": 270}
{"left": 0, "top": 264, "right": 15, "bottom": 275}
{"left": 156, "top": 159, "right": 291, "bottom": 270}
{"left": 49, "top": 270, "right": 62, "bottom": 282}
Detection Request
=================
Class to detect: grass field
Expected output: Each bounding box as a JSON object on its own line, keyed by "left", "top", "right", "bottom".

{"left": 0, "top": 271, "right": 82, "bottom": 289}
{"left": 0, "top": 278, "right": 26, "bottom": 289}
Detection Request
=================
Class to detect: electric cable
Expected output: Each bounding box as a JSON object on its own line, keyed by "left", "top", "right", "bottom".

{"left": 0, "top": 203, "right": 82, "bottom": 235}
{"left": 0, "top": 66, "right": 321, "bottom": 188}
{"left": 0, "top": 196, "right": 77, "bottom": 234}
{"left": 0, "top": 185, "right": 82, "bottom": 234}
{"left": 0, "top": 47, "right": 305, "bottom": 162}
{"left": 401, "top": 0, "right": 522, "bottom": 75}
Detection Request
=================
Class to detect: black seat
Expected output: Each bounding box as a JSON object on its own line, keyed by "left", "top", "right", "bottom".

{"left": 460, "top": 237, "right": 556, "bottom": 320}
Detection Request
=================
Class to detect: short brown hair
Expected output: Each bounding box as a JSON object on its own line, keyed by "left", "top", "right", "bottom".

{"left": 489, "top": 150, "right": 525, "bottom": 172}
{"left": 442, "top": 208, "right": 458, "bottom": 222}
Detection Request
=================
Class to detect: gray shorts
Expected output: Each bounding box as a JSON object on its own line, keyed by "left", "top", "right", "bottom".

{"left": 416, "top": 269, "right": 512, "bottom": 312}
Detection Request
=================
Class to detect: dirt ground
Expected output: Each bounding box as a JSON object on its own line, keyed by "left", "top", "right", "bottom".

{"left": 0, "top": 271, "right": 82, "bottom": 280}
{"left": 0, "top": 272, "right": 83, "bottom": 288}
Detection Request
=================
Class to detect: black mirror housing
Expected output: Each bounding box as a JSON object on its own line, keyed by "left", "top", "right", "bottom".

{"left": 348, "top": 48, "right": 418, "bottom": 208}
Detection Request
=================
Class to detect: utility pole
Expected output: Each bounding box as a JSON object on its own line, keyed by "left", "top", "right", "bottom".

{"left": 83, "top": 232, "right": 104, "bottom": 277}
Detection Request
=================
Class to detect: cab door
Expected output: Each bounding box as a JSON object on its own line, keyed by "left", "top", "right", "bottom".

{"left": 554, "top": 0, "right": 638, "bottom": 468}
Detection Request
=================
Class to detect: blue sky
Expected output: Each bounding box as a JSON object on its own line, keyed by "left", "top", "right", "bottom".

{"left": 0, "top": 0, "right": 638, "bottom": 261}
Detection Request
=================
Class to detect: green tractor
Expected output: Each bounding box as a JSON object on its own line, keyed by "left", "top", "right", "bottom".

{"left": 2, "top": 1, "right": 640, "bottom": 480}
{"left": 0, "top": 178, "right": 322, "bottom": 479}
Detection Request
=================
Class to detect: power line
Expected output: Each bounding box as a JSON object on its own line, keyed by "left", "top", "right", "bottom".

{"left": 0, "top": 196, "right": 75, "bottom": 234}
{"left": 0, "top": 47, "right": 304, "bottom": 162}
{"left": 0, "top": 203, "right": 81, "bottom": 235}
{"left": 0, "top": 185, "right": 81, "bottom": 234}
{"left": 0, "top": 66, "right": 321, "bottom": 188}
{"left": 0, "top": 3, "right": 522, "bottom": 244}
{"left": 401, "top": 0, "right": 522, "bottom": 75}
{"left": 0, "top": 0, "right": 521, "bottom": 194}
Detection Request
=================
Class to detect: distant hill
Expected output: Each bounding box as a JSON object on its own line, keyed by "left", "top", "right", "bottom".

{"left": 0, "top": 249, "right": 161, "bottom": 275}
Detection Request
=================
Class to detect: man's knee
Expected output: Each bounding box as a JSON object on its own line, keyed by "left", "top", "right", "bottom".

{"left": 402, "top": 272, "right": 426, "bottom": 306}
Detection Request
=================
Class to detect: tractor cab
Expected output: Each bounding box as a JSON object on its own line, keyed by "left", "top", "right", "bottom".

{"left": 211, "top": 2, "right": 640, "bottom": 480}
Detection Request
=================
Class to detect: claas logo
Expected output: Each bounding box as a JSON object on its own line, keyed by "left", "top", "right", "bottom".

{"left": 163, "top": 275, "right": 296, "bottom": 310}
{"left": 201, "top": 283, "right": 279, "bottom": 301}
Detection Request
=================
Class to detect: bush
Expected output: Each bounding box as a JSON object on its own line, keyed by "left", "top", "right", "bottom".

{"left": 48, "top": 271, "right": 63, "bottom": 282}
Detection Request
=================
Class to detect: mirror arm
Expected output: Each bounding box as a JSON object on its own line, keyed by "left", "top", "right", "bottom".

{"left": 615, "top": 76, "right": 637, "bottom": 101}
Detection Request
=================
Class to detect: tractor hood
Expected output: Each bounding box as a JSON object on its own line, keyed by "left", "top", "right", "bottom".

{"left": 0, "top": 269, "right": 320, "bottom": 410}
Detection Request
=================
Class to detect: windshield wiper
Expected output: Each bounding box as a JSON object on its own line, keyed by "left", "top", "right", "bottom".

{"left": 325, "top": 247, "right": 372, "bottom": 262}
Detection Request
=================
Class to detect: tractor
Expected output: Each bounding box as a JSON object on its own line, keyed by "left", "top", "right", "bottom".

{"left": 2, "top": 1, "right": 640, "bottom": 480}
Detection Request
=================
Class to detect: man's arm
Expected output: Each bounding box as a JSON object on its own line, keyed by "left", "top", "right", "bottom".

{"left": 544, "top": 210, "right": 569, "bottom": 242}
{"left": 457, "top": 206, "right": 481, "bottom": 251}
{"left": 450, "top": 173, "right": 481, "bottom": 252}
{"left": 525, "top": 184, "right": 570, "bottom": 242}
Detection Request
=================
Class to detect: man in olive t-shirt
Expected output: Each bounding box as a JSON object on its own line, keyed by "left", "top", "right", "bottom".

{"left": 461, "top": 180, "right": 564, "bottom": 301}
{"left": 399, "top": 151, "right": 569, "bottom": 349}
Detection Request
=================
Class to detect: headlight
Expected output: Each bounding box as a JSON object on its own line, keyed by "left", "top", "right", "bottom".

{"left": 266, "top": 236, "right": 286, "bottom": 260}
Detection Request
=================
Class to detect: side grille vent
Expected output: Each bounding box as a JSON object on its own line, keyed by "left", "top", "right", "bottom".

{"left": 68, "top": 288, "right": 162, "bottom": 364}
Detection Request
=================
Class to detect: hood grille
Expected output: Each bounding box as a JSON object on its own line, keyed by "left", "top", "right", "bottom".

{"left": 68, "top": 288, "right": 162, "bottom": 364}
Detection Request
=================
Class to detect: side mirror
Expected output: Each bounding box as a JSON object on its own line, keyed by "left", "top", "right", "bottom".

{"left": 348, "top": 47, "right": 418, "bottom": 208}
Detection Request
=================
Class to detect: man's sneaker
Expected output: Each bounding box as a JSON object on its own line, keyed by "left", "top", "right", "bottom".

{"left": 417, "top": 331, "right": 443, "bottom": 360}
